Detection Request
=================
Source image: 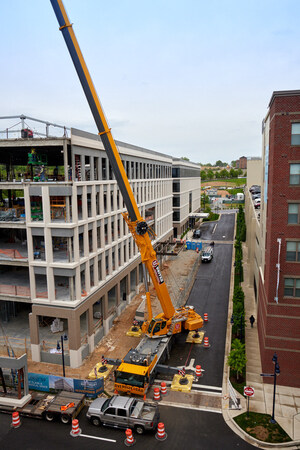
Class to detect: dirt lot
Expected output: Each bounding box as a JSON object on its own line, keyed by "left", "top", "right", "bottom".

{"left": 27, "top": 249, "right": 199, "bottom": 379}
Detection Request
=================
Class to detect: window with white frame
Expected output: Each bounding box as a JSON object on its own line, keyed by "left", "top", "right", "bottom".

{"left": 291, "top": 123, "right": 300, "bottom": 145}
{"left": 286, "top": 241, "right": 300, "bottom": 261}
{"left": 290, "top": 163, "right": 300, "bottom": 185}
{"left": 284, "top": 278, "right": 300, "bottom": 297}
{"left": 288, "top": 203, "right": 300, "bottom": 224}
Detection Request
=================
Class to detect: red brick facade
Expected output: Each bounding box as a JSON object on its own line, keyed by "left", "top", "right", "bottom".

{"left": 258, "top": 91, "right": 300, "bottom": 387}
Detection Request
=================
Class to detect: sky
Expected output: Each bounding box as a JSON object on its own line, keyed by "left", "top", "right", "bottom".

{"left": 1, "top": 0, "right": 300, "bottom": 164}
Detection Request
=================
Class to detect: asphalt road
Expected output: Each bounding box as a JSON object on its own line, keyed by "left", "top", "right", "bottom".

{"left": 0, "top": 405, "right": 255, "bottom": 450}
{"left": 160, "top": 213, "right": 235, "bottom": 388}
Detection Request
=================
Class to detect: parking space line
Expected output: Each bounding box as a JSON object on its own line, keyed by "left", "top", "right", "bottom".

{"left": 79, "top": 433, "right": 116, "bottom": 443}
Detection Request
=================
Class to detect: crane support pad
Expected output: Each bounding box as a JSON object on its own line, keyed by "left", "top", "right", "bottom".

{"left": 126, "top": 326, "right": 143, "bottom": 337}
{"left": 171, "top": 374, "right": 194, "bottom": 392}
{"left": 88, "top": 363, "right": 114, "bottom": 380}
{"left": 186, "top": 331, "right": 205, "bottom": 344}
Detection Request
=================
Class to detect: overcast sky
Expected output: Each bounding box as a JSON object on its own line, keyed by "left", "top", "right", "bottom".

{"left": 1, "top": 0, "right": 300, "bottom": 164}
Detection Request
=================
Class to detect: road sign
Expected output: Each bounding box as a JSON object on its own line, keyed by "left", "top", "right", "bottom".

{"left": 244, "top": 386, "right": 255, "bottom": 397}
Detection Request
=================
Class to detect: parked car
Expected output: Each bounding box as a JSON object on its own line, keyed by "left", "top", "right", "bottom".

{"left": 252, "top": 193, "right": 261, "bottom": 199}
{"left": 201, "top": 246, "right": 213, "bottom": 263}
{"left": 249, "top": 185, "right": 261, "bottom": 193}
{"left": 86, "top": 395, "right": 160, "bottom": 434}
{"left": 193, "top": 229, "right": 201, "bottom": 239}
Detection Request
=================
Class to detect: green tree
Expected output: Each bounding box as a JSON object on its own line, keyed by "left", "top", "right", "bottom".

{"left": 181, "top": 157, "right": 190, "bottom": 161}
{"left": 237, "top": 168, "right": 243, "bottom": 176}
{"left": 215, "top": 160, "right": 223, "bottom": 167}
{"left": 201, "top": 170, "right": 207, "bottom": 180}
{"left": 201, "top": 193, "right": 210, "bottom": 209}
{"left": 207, "top": 169, "right": 214, "bottom": 180}
{"left": 227, "top": 339, "right": 247, "bottom": 380}
{"left": 215, "top": 171, "right": 220, "bottom": 179}
{"left": 220, "top": 169, "right": 229, "bottom": 178}
{"left": 231, "top": 160, "right": 237, "bottom": 167}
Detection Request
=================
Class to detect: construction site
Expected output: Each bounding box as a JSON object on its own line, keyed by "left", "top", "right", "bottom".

{"left": 0, "top": 113, "right": 202, "bottom": 372}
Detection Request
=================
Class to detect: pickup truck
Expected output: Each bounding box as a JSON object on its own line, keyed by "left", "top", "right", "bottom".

{"left": 86, "top": 395, "right": 159, "bottom": 434}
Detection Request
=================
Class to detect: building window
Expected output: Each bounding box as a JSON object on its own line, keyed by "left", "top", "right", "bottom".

{"left": 288, "top": 204, "right": 300, "bottom": 224}
{"left": 286, "top": 241, "right": 300, "bottom": 261}
{"left": 290, "top": 163, "right": 300, "bottom": 185}
{"left": 284, "top": 278, "right": 300, "bottom": 297}
{"left": 291, "top": 123, "right": 300, "bottom": 145}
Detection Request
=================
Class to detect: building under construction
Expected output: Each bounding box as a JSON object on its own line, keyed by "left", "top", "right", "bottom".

{"left": 0, "top": 115, "right": 201, "bottom": 368}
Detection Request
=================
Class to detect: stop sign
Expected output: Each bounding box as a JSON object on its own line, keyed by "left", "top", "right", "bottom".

{"left": 244, "top": 386, "right": 255, "bottom": 397}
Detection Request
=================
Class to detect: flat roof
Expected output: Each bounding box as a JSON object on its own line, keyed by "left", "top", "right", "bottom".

{"left": 268, "top": 90, "right": 300, "bottom": 108}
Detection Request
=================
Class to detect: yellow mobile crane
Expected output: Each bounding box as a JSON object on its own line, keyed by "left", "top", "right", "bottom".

{"left": 50, "top": 0, "right": 203, "bottom": 394}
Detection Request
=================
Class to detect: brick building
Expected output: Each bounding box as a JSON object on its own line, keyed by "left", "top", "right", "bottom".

{"left": 246, "top": 90, "right": 300, "bottom": 387}
{"left": 236, "top": 156, "right": 247, "bottom": 169}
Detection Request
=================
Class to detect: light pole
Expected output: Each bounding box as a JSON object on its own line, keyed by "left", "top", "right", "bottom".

{"left": 57, "top": 334, "right": 68, "bottom": 378}
{"left": 231, "top": 314, "right": 244, "bottom": 341}
{"left": 260, "top": 352, "right": 280, "bottom": 424}
{"left": 270, "top": 353, "right": 280, "bottom": 424}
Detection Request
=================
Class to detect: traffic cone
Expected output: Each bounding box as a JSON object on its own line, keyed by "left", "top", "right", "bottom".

{"left": 204, "top": 313, "right": 208, "bottom": 323}
{"left": 155, "top": 422, "right": 167, "bottom": 441}
{"left": 195, "top": 365, "right": 202, "bottom": 378}
{"left": 11, "top": 412, "right": 21, "bottom": 428}
{"left": 160, "top": 381, "right": 167, "bottom": 395}
{"left": 70, "top": 419, "right": 81, "bottom": 437}
{"left": 204, "top": 336, "right": 210, "bottom": 348}
{"left": 124, "top": 428, "right": 135, "bottom": 446}
{"left": 153, "top": 387, "right": 160, "bottom": 401}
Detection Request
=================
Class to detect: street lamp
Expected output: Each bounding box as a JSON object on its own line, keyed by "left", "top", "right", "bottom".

{"left": 260, "top": 352, "right": 280, "bottom": 424}
{"left": 57, "top": 334, "right": 68, "bottom": 378}
{"left": 270, "top": 353, "right": 280, "bottom": 424}
{"left": 231, "top": 314, "right": 244, "bottom": 341}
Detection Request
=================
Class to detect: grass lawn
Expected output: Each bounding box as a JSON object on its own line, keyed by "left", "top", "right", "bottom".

{"left": 234, "top": 412, "right": 291, "bottom": 443}
{"left": 202, "top": 177, "right": 246, "bottom": 187}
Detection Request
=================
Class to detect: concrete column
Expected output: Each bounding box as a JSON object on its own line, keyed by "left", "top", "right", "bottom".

{"left": 29, "top": 313, "right": 41, "bottom": 362}
{"left": 75, "top": 266, "right": 81, "bottom": 300}
{"left": 91, "top": 184, "right": 96, "bottom": 218}
{"left": 116, "top": 281, "right": 120, "bottom": 307}
{"left": 23, "top": 184, "right": 31, "bottom": 225}
{"left": 93, "top": 255, "right": 98, "bottom": 287}
{"left": 82, "top": 185, "right": 88, "bottom": 221}
{"left": 85, "top": 260, "right": 90, "bottom": 293}
{"left": 90, "top": 156, "right": 94, "bottom": 181}
{"left": 63, "top": 140, "right": 68, "bottom": 182}
{"left": 80, "top": 155, "right": 85, "bottom": 181}
{"left": 100, "top": 185, "right": 104, "bottom": 216}
{"left": 68, "top": 316, "right": 82, "bottom": 368}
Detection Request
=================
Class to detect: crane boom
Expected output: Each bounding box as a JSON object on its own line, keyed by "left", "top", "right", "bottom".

{"left": 50, "top": 0, "right": 175, "bottom": 320}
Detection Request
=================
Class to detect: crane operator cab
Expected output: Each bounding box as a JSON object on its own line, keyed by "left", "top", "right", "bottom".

{"left": 146, "top": 318, "right": 168, "bottom": 338}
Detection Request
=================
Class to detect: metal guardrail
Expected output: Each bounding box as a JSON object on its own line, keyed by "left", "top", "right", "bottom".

{"left": 228, "top": 379, "right": 241, "bottom": 409}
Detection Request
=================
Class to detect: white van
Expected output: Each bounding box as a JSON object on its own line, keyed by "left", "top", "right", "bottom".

{"left": 202, "top": 246, "right": 213, "bottom": 263}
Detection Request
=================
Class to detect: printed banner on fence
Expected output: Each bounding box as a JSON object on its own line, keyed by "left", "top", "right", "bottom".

{"left": 28, "top": 373, "right": 103, "bottom": 398}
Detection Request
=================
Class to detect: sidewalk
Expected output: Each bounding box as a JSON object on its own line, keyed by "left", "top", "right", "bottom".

{"left": 223, "top": 243, "right": 300, "bottom": 447}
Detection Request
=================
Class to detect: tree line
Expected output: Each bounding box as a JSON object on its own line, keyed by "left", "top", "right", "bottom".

{"left": 201, "top": 167, "right": 244, "bottom": 180}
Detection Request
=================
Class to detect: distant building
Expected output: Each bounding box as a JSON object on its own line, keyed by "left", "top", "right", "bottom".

{"left": 236, "top": 156, "right": 247, "bottom": 169}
